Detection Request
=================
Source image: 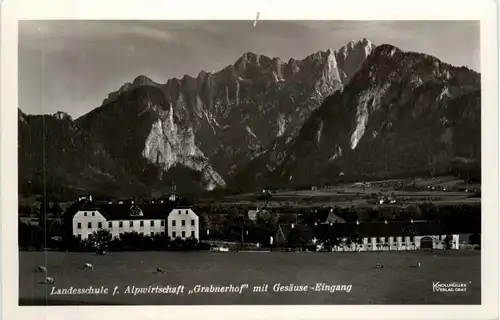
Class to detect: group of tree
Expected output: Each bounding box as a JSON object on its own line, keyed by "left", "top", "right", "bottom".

{"left": 62, "top": 230, "right": 203, "bottom": 252}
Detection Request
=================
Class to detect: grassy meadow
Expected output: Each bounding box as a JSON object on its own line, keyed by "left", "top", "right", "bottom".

{"left": 19, "top": 250, "right": 480, "bottom": 305}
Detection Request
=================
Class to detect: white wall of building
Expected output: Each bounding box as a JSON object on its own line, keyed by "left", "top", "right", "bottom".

{"left": 106, "top": 219, "right": 165, "bottom": 239}
{"left": 167, "top": 208, "right": 199, "bottom": 240}
{"left": 331, "top": 234, "right": 459, "bottom": 252}
{"left": 72, "top": 210, "right": 107, "bottom": 240}
{"left": 72, "top": 210, "right": 166, "bottom": 240}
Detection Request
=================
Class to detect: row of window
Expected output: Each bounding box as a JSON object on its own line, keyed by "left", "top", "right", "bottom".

{"left": 172, "top": 231, "right": 195, "bottom": 238}
{"left": 172, "top": 219, "right": 195, "bottom": 227}
{"left": 357, "top": 235, "right": 448, "bottom": 244}
{"left": 82, "top": 209, "right": 192, "bottom": 217}
{"left": 76, "top": 230, "right": 196, "bottom": 240}
{"left": 77, "top": 219, "right": 196, "bottom": 229}
{"left": 77, "top": 220, "right": 164, "bottom": 229}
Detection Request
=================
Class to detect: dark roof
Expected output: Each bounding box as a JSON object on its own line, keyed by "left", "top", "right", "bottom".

{"left": 77, "top": 200, "right": 197, "bottom": 220}
{"left": 62, "top": 198, "right": 89, "bottom": 220}
{"left": 299, "top": 209, "right": 330, "bottom": 225}
{"left": 275, "top": 224, "right": 315, "bottom": 243}
{"left": 313, "top": 223, "right": 358, "bottom": 239}
{"left": 325, "top": 211, "right": 346, "bottom": 224}
{"left": 276, "top": 221, "right": 451, "bottom": 242}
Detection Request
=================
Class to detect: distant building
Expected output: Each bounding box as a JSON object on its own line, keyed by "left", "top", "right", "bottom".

{"left": 247, "top": 208, "right": 271, "bottom": 221}
{"left": 63, "top": 194, "right": 199, "bottom": 241}
{"left": 167, "top": 207, "right": 200, "bottom": 240}
{"left": 325, "top": 209, "right": 346, "bottom": 224}
{"left": 301, "top": 208, "right": 346, "bottom": 225}
{"left": 276, "top": 220, "right": 459, "bottom": 251}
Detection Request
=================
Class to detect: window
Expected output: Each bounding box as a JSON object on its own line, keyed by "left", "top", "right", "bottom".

{"left": 191, "top": 231, "right": 195, "bottom": 238}
{"left": 87, "top": 222, "right": 92, "bottom": 228}
{"left": 172, "top": 220, "right": 176, "bottom": 227}
{"left": 119, "top": 233, "right": 123, "bottom": 238}
{"left": 77, "top": 222, "right": 82, "bottom": 229}
{"left": 181, "top": 231, "right": 186, "bottom": 238}
{"left": 98, "top": 222, "right": 102, "bottom": 229}
{"left": 92, "top": 212, "right": 95, "bottom": 216}
{"left": 150, "top": 232, "right": 154, "bottom": 237}
{"left": 140, "top": 221, "right": 144, "bottom": 227}
{"left": 178, "top": 210, "right": 181, "bottom": 215}
{"left": 181, "top": 220, "right": 185, "bottom": 226}
{"left": 185, "top": 210, "right": 188, "bottom": 214}
{"left": 191, "top": 219, "right": 195, "bottom": 226}
{"left": 161, "top": 220, "right": 165, "bottom": 227}
{"left": 150, "top": 221, "right": 154, "bottom": 227}
{"left": 84, "top": 212, "right": 87, "bottom": 216}
{"left": 77, "top": 234, "right": 82, "bottom": 240}
{"left": 108, "top": 222, "right": 112, "bottom": 228}
{"left": 119, "top": 221, "right": 123, "bottom": 228}
{"left": 130, "top": 221, "right": 133, "bottom": 227}
{"left": 172, "top": 231, "right": 176, "bottom": 238}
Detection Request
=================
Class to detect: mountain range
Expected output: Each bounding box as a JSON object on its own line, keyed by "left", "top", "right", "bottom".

{"left": 18, "top": 38, "right": 481, "bottom": 198}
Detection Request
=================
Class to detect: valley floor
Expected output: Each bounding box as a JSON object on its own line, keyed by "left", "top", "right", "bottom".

{"left": 19, "top": 250, "right": 480, "bottom": 305}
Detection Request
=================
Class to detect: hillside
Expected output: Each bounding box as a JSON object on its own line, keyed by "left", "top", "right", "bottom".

{"left": 253, "top": 44, "right": 480, "bottom": 189}
{"left": 19, "top": 39, "right": 377, "bottom": 197}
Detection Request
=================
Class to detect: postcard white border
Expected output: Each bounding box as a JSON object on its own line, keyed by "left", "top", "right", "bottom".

{"left": 1, "top": 0, "right": 498, "bottom": 319}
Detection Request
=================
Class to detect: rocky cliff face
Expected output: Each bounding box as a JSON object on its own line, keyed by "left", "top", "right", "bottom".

{"left": 260, "top": 44, "right": 481, "bottom": 188}
{"left": 18, "top": 39, "right": 480, "bottom": 197}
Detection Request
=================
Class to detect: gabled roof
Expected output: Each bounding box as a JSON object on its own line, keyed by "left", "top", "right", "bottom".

{"left": 73, "top": 199, "right": 197, "bottom": 221}
{"left": 325, "top": 211, "right": 346, "bottom": 224}
{"left": 62, "top": 198, "right": 89, "bottom": 220}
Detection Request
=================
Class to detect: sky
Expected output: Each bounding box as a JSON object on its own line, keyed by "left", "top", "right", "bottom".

{"left": 18, "top": 20, "right": 480, "bottom": 118}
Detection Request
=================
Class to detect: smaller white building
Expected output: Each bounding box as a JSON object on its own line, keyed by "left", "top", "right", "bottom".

{"left": 167, "top": 207, "right": 200, "bottom": 240}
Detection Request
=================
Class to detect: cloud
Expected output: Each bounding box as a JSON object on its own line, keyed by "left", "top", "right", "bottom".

{"left": 19, "top": 20, "right": 174, "bottom": 54}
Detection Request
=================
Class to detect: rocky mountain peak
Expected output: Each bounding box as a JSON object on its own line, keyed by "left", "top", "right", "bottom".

{"left": 334, "top": 38, "right": 376, "bottom": 85}
{"left": 133, "top": 75, "right": 154, "bottom": 86}
{"left": 53, "top": 111, "right": 73, "bottom": 121}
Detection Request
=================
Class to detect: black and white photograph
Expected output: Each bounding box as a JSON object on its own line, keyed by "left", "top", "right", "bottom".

{"left": 1, "top": 0, "right": 499, "bottom": 318}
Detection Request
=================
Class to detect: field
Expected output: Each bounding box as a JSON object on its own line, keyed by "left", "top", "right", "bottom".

{"left": 19, "top": 250, "right": 480, "bottom": 305}
{"left": 220, "top": 176, "right": 481, "bottom": 208}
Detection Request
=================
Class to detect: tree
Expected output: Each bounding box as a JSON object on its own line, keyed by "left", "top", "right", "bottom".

{"left": 51, "top": 201, "right": 63, "bottom": 217}
{"left": 184, "top": 236, "right": 199, "bottom": 250}
{"left": 88, "top": 229, "right": 112, "bottom": 252}
{"left": 286, "top": 228, "right": 308, "bottom": 249}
